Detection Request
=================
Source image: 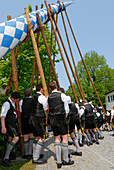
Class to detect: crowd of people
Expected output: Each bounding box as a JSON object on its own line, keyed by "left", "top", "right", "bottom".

{"left": 0, "top": 82, "right": 114, "bottom": 168}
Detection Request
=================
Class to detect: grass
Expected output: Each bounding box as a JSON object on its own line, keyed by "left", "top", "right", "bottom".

{"left": 0, "top": 158, "right": 36, "bottom": 170}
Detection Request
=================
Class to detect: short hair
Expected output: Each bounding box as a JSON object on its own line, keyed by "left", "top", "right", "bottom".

{"left": 24, "top": 89, "right": 31, "bottom": 97}
{"left": 58, "top": 87, "right": 65, "bottom": 94}
{"left": 11, "top": 91, "right": 20, "bottom": 99}
{"left": 82, "top": 99, "right": 87, "bottom": 103}
{"left": 49, "top": 82, "right": 57, "bottom": 91}
{"left": 36, "top": 84, "right": 43, "bottom": 91}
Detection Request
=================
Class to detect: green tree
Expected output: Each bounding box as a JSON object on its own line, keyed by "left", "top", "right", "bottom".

{"left": 0, "top": 5, "right": 59, "bottom": 100}
{"left": 66, "top": 51, "right": 114, "bottom": 107}
{"left": 0, "top": 4, "right": 59, "bottom": 156}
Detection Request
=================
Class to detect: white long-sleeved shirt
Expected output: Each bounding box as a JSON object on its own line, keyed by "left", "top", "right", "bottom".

{"left": 0, "top": 97, "right": 16, "bottom": 117}
{"left": 79, "top": 106, "right": 85, "bottom": 118}
{"left": 36, "top": 92, "right": 48, "bottom": 111}
{"left": 111, "top": 109, "right": 114, "bottom": 116}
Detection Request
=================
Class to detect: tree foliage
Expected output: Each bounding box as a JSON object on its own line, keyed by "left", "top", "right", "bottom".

{"left": 66, "top": 51, "right": 114, "bottom": 107}
{"left": 0, "top": 4, "right": 59, "bottom": 155}
{"left": 0, "top": 5, "right": 59, "bottom": 100}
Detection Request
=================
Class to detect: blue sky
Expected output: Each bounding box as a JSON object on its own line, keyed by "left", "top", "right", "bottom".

{"left": 0, "top": 0, "right": 114, "bottom": 90}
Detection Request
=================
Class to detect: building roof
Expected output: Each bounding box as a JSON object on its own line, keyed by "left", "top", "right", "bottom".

{"left": 105, "top": 90, "right": 114, "bottom": 95}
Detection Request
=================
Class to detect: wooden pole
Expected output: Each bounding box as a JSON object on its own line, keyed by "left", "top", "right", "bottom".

{"left": 31, "top": 58, "right": 36, "bottom": 93}
{"left": 25, "top": 8, "right": 48, "bottom": 97}
{"left": 48, "top": 24, "right": 53, "bottom": 91}
{"left": 6, "top": 45, "right": 20, "bottom": 96}
{"left": 36, "top": 13, "right": 60, "bottom": 88}
{"left": 7, "top": 15, "right": 24, "bottom": 155}
{"left": 49, "top": 4, "right": 80, "bottom": 101}
{"left": 36, "top": 5, "right": 40, "bottom": 85}
{"left": 11, "top": 48, "right": 24, "bottom": 155}
{"left": 63, "top": 4, "right": 106, "bottom": 115}
{"left": 49, "top": 5, "right": 80, "bottom": 91}
{"left": 52, "top": 3, "right": 58, "bottom": 82}
{"left": 31, "top": 4, "right": 44, "bottom": 93}
{"left": 36, "top": 4, "right": 44, "bottom": 84}
{"left": 11, "top": 50, "right": 18, "bottom": 90}
{"left": 45, "top": 1, "right": 78, "bottom": 102}
{"left": 58, "top": 1, "right": 84, "bottom": 99}
{"left": 48, "top": 6, "right": 58, "bottom": 90}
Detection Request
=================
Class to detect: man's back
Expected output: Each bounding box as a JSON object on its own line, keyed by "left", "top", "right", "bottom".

{"left": 48, "top": 91, "right": 65, "bottom": 116}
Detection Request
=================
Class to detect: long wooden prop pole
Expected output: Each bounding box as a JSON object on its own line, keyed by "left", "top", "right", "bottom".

{"left": 63, "top": 4, "right": 106, "bottom": 115}
{"left": 31, "top": 4, "right": 44, "bottom": 93}
{"left": 31, "top": 58, "right": 36, "bottom": 93}
{"left": 6, "top": 45, "right": 20, "bottom": 96}
{"left": 48, "top": 3, "right": 54, "bottom": 89}
{"left": 58, "top": 1, "right": 84, "bottom": 99}
{"left": 48, "top": 24, "right": 53, "bottom": 91}
{"left": 11, "top": 48, "right": 24, "bottom": 155}
{"left": 52, "top": 6, "right": 58, "bottom": 82}
{"left": 25, "top": 8, "right": 48, "bottom": 97}
{"left": 36, "top": 13, "right": 60, "bottom": 88}
{"left": 6, "top": 14, "right": 20, "bottom": 96}
{"left": 7, "top": 15, "right": 24, "bottom": 155}
{"left": 11, "top": 50, "right": 18, "bottom": 92}
{"left": 36, "top": 5, "right": 40, "bottom": 85}
{"left": 49, "top": 4, "right": 80, "bottom": 101}
{"left": 48, "top": 9, "right": 58, "bottom": 90}
{"left": 45, "top": 0, "right": 78, "bottom": 102}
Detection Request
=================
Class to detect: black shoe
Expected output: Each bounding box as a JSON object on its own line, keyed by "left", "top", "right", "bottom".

{"left": 27, "top": 154, "right": 32, "bottom": 161}
{"left": 32, "top": 158, "right": 47, "bottom": 164}
{"left": 99, "top": 136, "right": 104, "bottom": 140}
{"left": 9, "top": 155, "right": 16, "bottom": 160}
{"left": 62, "top": 159, "right": 74, "bottom": 165}
{"left": 96, "top": 141, "right": 99, "bottom": 145}
{"left": 2, "top": 159, "right": 12, "bottom": 167}
{"left": 22, "top": 155, "right": 29, "bottom": 159}
{"left": 112, "top": 134, "right": 114, "bottom": 136}
{"left": 57, "top": 163, "right": 62, "bottom": 168}
{"left": 71, "top": 151, "right": 82, "bottom": 156}
{"left": 92, "top": 139, "right": 96, "bottom": 143}
{"left": 39, "top": 154, "right": 44, "bottom": 159}
{"left": 86, "top": 141, "right": 90, "bottom": 146}
{"left": 90, "top": 142, "right": 93, "bottom": 145}
{"left": 68, "top": 141, "right": 73, "bottom": 145}
{"left": 79, "top": 143, "right": 84, "bottom": 147}
{"left": 10, "top": 151, "right": 16, "bottom": 160}
{"left": 68, "top": 154, "right": 70, "bottom": 159}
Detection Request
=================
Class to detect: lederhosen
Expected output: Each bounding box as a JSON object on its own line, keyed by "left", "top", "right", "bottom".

{"left": 48, "top": 92, "right": 68, "bottom": 136}
{"left": 29, "top": 93, "right": 45, "bottom": 138}
{"left": 93, "top": 111, "right": 98, "bottom": 128}
{"left": 21, "top": 98, "right": 33, "bottom": 135}
{"left": 97, "top": 114, "right": 104, "bottom": 128}
{"left": 106, "top": 113, "right": 111, "bottom": 124}
{"left": 5, "top": 99, "right": 18, "bottom": 138}
{"left": 84, "top": 104, "right": 95, "bottom": 129}
{"left": 80, "top": 108, "right": 85, "bottom": 130}
{"left": 69, "top": 103, "right": 80, "bottom": 134}
{"left": 112, "top": 115, "right": 114, "bottom": 128}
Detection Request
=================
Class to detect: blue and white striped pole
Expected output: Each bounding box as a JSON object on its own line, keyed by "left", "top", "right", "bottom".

{"left": 0, "top": 1, "right": 73, "bottom": 59}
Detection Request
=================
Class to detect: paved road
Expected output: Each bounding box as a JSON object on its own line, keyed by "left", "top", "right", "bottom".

{"left": 35, "top": 131, "right": 114, "bottom": 170}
